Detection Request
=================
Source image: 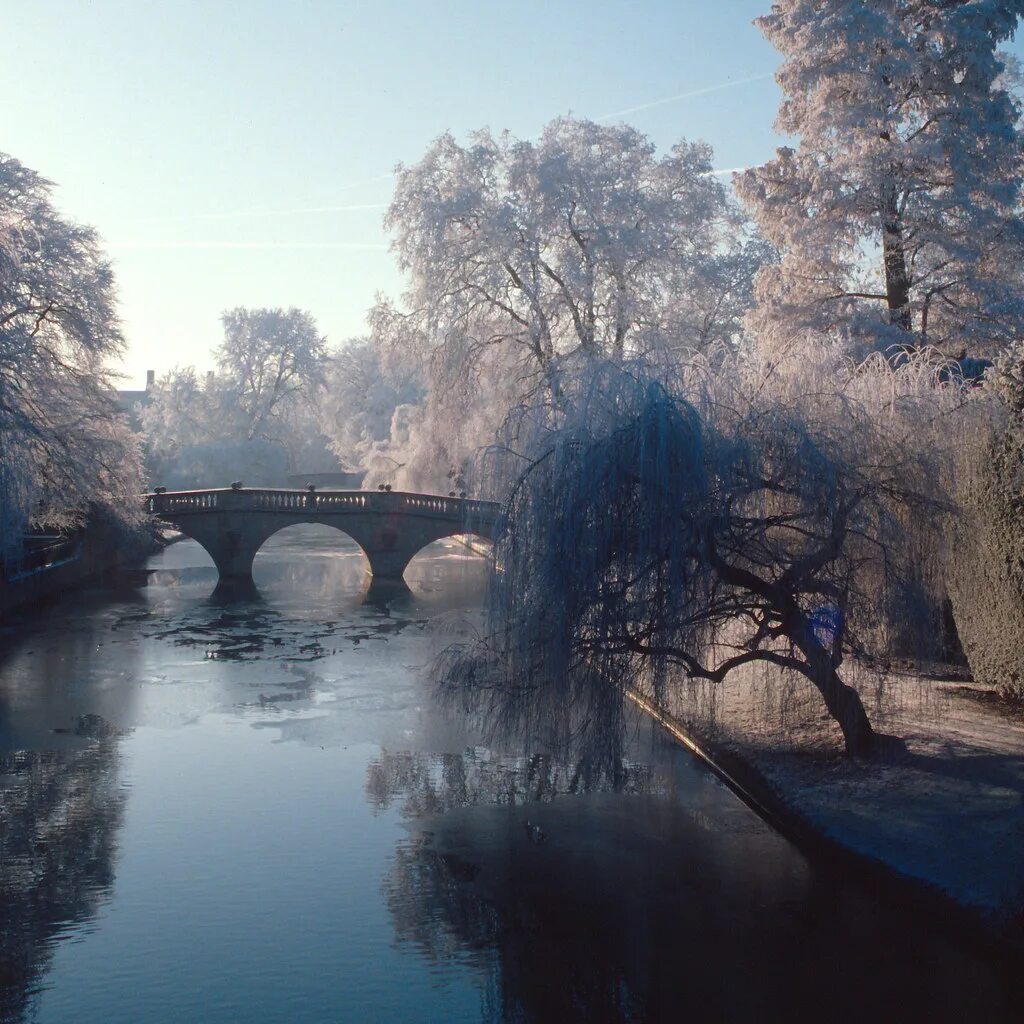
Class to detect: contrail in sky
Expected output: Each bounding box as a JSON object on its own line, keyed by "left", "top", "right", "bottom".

{"left": 135, "top": 173, "right": 396, "bottom": 224}
{"left": 106, "top": 240, "right": 389, "bottom": 250}
{"left": 597, "top": 71, "right": 775, "bottom": 121}
{"left": 701, "top": 166, "right": 752, "bottom": 177}
{"left": 189, "top": 202, "right": 387, "bottom": 221}
{"left": 122, "top": 79, "right": 767, "bottom": 243}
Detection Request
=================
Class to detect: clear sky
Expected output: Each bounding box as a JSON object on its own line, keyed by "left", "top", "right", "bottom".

{"left": 3, "top": 2, "right": 803, "bottom": 386}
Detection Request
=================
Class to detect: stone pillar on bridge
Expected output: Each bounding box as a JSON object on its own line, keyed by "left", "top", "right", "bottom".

{"left": 211, "top": 530, "right": 262, "bottom": 583}
{"left": 363, "top": 543, "right": 420, "bottom": 582}
{"left": 337, "top": 520, "right": 426, "bottom": 584}
{"left": 176, "top": 517, "right": 271, "bottom": 586}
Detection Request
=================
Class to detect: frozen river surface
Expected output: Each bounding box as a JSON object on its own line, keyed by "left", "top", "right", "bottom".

{"left": 0, "top": 526, "right": 1020, "bottom": 1023}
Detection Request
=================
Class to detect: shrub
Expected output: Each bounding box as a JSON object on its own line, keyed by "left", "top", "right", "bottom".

{"left": 947, "top": 345, "right": 1024, "bottom": 702}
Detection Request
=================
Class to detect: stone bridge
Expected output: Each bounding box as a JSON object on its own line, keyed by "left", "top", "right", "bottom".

{"left": 146, "top": 488, "right": 500, "bottom": 587}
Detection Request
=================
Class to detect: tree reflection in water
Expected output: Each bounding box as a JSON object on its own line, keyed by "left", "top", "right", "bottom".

{"left": 367, "top": 747, "right": 660, "bottom": 818}
{"left": 368, "top": 746, "right": 671, "bottom": 1023}
{"left": 0, "top": 740, "right": 125, "bottom": 1024}
{"left": 369, "top": 744, "right": 1024, "bottom": 1023}
{"left": 384, "top": 833, "right": 651, "bottom": 1023}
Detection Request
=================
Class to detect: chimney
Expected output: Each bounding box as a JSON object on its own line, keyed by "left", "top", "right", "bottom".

{"left": 146, "top": 369, "right": 155, "bottom": 390}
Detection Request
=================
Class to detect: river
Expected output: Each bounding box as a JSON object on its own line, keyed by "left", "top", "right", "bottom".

{"left": 0, "top": 525, "right": 1019, "bottom": 1023}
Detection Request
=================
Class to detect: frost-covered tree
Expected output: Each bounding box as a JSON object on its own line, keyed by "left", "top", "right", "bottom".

{"left": 375, "top": 118, "right": 756, "bottom": 384}
{"left": 737, "top": 0, "right": 1024, "bottom": 356}
{"left": 0, "top": 153, "right": 143, "bottom": 560}
{"left": 369, "top": 118, "right": 767, "bottom": 490}
{"left": 441, "top": 357, "right": 953, "bottom": 758}
{"left": 140, "top": 308, "right": 334, "bottom": 489}
{"left": 335, "top": 339, "right": 527, "bottom": 493}
{"left": 319, "top": 338, "right": 425, "bottom": 474}
{"left": 217, "top": 307, "right": 327, "bottom": 443}
{"left": 655, "top": 234, "right": 778, "bottom": 372}
{"left": 139, "top": 367, "right": 285, "bottom": 488}
{"left": 138, "top": 367, "right": 211, "bottom": 456}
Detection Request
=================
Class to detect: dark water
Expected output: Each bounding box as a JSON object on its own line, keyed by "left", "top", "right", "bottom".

{"left": 0, "top": 526, "right": 1019, "bottom": 1023}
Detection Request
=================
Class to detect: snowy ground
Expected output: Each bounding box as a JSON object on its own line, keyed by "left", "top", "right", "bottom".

{"left": 655, "top": 663, "right": 1024, "bottom": 929}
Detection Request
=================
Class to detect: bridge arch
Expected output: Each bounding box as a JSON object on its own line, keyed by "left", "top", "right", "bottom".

{"left": 404, "top": 531, "right": 494, "bottom": 571}
{"left": 252, "top": 522, "right": 372, "bottom": 588}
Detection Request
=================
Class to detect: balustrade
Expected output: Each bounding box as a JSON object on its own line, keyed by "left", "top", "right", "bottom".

{"left": 147, "top": 491, "right": 220, "bottom": 513}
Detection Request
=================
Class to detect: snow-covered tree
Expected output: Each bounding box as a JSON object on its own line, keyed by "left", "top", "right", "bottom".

{"left": 217, "top": 307, "right": 327, "bottom": 443}
{"left": 737, "top": 0, "right": 1024, "bottom": 357}
{"left": 140, "top": 309, "right": 334, "bottom": 489}
{"left": 368, "top": 117, "right": 767, "bottom": 490}
{"left": 0, "top": 153, "right": 143, "bottom": 561}
{"left": 655, "top": 234, "right": 778, "bottom": 370}
{"left": 138, "top": 367, "right": 211, "bottom": 457}
{"left": 440, "top": 355, "right": 958, "bottom": 758}
{"left": 139, "top": 367, "right": 280, "bottom": 489}
{"left": 319, "top": 338, "right": 425, "bottom": 474}
{"left": 376, "top": 118, "right": 755, "bottom": 382}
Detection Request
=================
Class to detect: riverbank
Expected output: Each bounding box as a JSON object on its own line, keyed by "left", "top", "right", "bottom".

{"left": 0, "top": 522, "right": 156, "bottom": 619}
{"left": 638, "top": 663, "right": 1024, "bottom": 956}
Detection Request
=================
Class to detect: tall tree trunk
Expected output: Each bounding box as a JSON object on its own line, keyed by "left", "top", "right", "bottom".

{"left": 881, "top": 189, "right": 913, "bottom": 336}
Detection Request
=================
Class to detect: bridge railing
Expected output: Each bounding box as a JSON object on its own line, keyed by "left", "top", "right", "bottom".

{"left": 307, "top": 491, "right": 368, "bottom": 510}
{"left": 146, "top": 488, "right": 499, "bottom": 523}
{"left": 146, "top": 490, "right": 220, "bottom": 513}
{"left": 396, "top": 493, "right": 497, "bottom": 519}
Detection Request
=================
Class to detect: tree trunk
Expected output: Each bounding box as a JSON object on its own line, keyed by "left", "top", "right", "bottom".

{"left": 788, "top": 615, "right": 876, "bottom": 757}
{"left": 881, "top": 190, "right": 913, "bottom": 336}
{"left": 815, "top": 663, "right": 876, "bottom": 757}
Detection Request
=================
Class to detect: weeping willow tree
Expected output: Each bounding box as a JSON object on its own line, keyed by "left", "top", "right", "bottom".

{"left": 440, "top": 357, "right": 950, "bottom": 759}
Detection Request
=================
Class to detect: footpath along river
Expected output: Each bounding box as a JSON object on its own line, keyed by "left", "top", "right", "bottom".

{"left": 0, "top": 525, "right": 1020, "bottom": 1023}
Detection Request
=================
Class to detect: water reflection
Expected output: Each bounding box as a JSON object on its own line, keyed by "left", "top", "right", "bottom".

{"left": 0, "top": 740, "right": 125, "bottom": 1024}
{"left": 386, "top": 835, "right": 648, "bottom": 1023}
{"left": 118, "top": 582, "right": 432, "bottom": 664}
{"left": 377, "top": 742, "right": 1024, "bottom": 1023}
{"left": 252, "top": 524, "right": 370, "bottom": 598}
{"left": 367, "top": 747, "right": 662, "bottom": 819}
{"left": 135, "top": 601, "right": 342, "bottom": 662}
{"left": 372, "top": 746, "right": 673, "bottom": 1022}
{"left": 362, "top": 576, "right": 415, "bottom": 607}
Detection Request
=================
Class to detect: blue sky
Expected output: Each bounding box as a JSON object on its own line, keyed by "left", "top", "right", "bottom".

{"left": 4, "top": 2, "right": 814, "bottom": 384}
